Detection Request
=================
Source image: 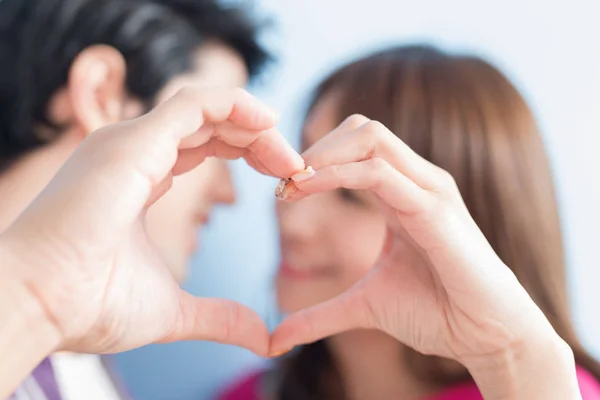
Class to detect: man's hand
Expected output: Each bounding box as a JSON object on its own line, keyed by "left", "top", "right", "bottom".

{"left": 3, "top": 86, "right": 304, "bottom": 356}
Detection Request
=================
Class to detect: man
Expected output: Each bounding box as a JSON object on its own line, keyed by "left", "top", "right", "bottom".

{"left": 0, "top": 86, "right": 304, "bottom": 399}
{"left": 0, "top": 0, "right": 272, "bottom": 397}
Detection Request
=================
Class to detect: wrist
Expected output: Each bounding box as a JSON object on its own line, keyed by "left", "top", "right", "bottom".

{"left": 0, "top": 239, "right": 62, "bottom": 397}
{"left": 465, "top": 328, "right": 580, "bottom": 400}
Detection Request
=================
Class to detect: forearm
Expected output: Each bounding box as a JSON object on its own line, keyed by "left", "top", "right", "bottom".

{"left": 0, "top": 245, "right": 62, "bottom": 398}
{"left": 466, "top": 330, "right": 581, "bottom": 400}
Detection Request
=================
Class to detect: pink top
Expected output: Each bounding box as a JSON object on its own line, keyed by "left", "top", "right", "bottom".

{"left": 219, "top": 365, "right": 600, "bottom": 400}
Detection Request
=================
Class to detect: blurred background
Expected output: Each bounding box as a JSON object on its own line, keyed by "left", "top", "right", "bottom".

{"left": 110, "top": 0, "right": 600, "bottom": 399}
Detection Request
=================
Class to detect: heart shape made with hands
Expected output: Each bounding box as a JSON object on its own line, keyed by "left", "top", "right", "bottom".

{"left": 5, "top": 86, "right": 549, "bottom": 365}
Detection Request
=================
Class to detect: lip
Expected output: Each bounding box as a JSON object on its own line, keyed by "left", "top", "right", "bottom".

{"left": 278, "top": 261, "right": 321, "bottom": 281}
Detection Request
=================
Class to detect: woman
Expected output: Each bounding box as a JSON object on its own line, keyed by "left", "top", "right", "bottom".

{"left": 220, "top": 45, "right": 600, "bottom": 399}
{"left": 0, "top": 0, "right": 271, "bottom": 398}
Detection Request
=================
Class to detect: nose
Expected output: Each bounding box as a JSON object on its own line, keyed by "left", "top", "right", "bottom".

{"left": 212, "top": 160, "right": 236, "bottom": 205}
{"left": 277, "top": 193, "right": 324, "bottom": 242}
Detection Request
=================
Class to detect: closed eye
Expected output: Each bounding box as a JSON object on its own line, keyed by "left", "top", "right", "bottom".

{"left": 336, "top": 188, "right": 365, "bottom": 205}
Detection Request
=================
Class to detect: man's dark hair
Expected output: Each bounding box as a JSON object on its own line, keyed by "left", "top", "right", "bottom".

{"left": 0, "top": 0, "right": 270, "bottom": 166}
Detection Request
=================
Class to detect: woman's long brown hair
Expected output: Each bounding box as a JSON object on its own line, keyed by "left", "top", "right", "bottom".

{"left": 273, "top": 44, "right": 600, "bottom": 399}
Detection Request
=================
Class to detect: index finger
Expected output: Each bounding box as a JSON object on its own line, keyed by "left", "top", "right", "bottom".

{"left": 141, "top": 86, "right": 279, "bottom": 142}
{"left": 302, "top": 119, "right": 443, "bottom": 191}
{"left": 145, "top": 87, "right": 304, "bottom": 177}
{"left": 86, "top": 86, "right": 283, "bottom": 188}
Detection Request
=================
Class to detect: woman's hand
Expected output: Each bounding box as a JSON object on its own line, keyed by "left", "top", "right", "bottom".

{"left": 270, "top": 115, "right": 580, "bottom": 399}
{"left": 2, "top": 87, "right": 304, "bottom": 357}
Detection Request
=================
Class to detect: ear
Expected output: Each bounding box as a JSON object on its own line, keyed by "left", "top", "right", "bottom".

{"left": 67, "top": 45, "right": 127, "bottom": 134}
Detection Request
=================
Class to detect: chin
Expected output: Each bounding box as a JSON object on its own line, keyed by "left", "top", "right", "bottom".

{"left": 275, "top": 278, "right": 322, "bottom": 314}
{"left": 165, "top": 258, "right": 189, "bottom": 284}
{"left": 277, "top": 300, "right": 306, "bottom": 315}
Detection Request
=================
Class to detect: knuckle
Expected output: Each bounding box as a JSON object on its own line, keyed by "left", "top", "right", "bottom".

{"left": 428, "top": 194, "right": 455, "bottom": 222}
{"left": 435, "top": 168, "right": 459, "bottom": 193}
{"left": 329, "top": 163, "right": 345, "bottom": 182}
{"left": 343, "top": 113, "right": 370, "bottom": 129}
{"left": 362, "top": 120, "right": 387, "bottom": 137}
{"left": 362, "top": 120, "right": 393, "bottom": 147}
{"left": 368, "top": 156, "right": 388, "bottom": 171}
{"left": 356, "top": 120, "right": 386, "bottom": 158}
{"left": 176, "top": 86, "right": 202, "bottom": 102}
{"left": 366, "top": 157, "right": 389, "bottom": 187}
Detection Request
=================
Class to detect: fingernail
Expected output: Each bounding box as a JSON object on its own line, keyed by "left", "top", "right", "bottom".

{"left": 291, "top": 166, "right": 315, "bottom": 183}
{"left": 269, "top": 348, "right": 293, "bottom": 358}
{"left": 275, "top": 178, "right": 298, "bottom": 200}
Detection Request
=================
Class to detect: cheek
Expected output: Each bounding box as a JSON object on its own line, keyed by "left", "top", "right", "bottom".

{"left": 147, "top": 176, "right": 195, "bottom": 232}
{"left": 145, "top": 164, "right": 215, "bottom": 247}
{"left": 276, "top": 208, "right": 387, "bottom": 314}
{"left": 334, "top": 216, "right": 387, "bottom": 284}
{"left": 144, "top": 180, "right": 191, "bottom": 263}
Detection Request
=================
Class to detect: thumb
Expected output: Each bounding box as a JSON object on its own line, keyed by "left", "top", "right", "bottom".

{"left": 161, "top": 291, "right": 270, "bottom": 357}
{"left": 269, "top": 284, "right": 372, "bottom": 356}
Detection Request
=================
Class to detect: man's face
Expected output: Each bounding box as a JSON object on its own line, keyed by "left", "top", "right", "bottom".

{"left": 145, "top": 41, "right": 249, "bottom": 282}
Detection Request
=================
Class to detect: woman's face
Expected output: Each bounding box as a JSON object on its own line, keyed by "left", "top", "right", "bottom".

{"left": 275, "top": 93, "right": 387, "bottom": 313}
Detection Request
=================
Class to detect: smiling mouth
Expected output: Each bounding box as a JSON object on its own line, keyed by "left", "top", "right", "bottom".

{"left": 278, "top": 262, "right": 325, "bottom": 281}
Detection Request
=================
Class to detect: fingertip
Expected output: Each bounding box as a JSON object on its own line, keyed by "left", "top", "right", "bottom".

{"left": 275, "top": 137, "right": 305, "bottom": 176}
{"left": 291, "top": 166, "right": 315, "bottom": 183}
{"left": 269, "top": 322, "right": 299, "bottom": 357}
{"left": 268, "top": 347, "right": 294, "bottom": 358}
{"left": 244, "top": 324, "right": 271, "bottom": 358}
{"left": 228, "top": 303, "right": 271, "bottom": 357}
{"left": 173, "top": 294, "right": 271, "bottom": 356}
